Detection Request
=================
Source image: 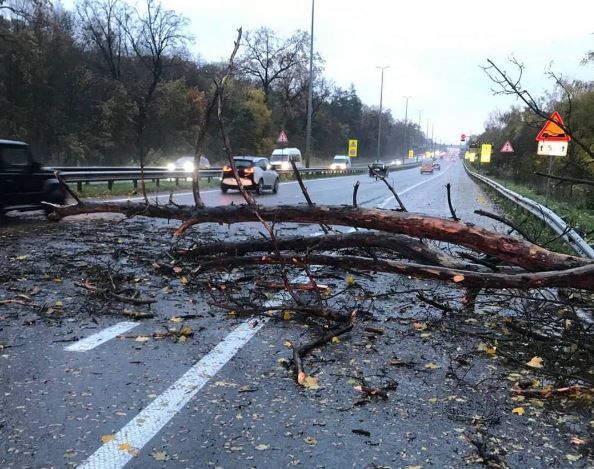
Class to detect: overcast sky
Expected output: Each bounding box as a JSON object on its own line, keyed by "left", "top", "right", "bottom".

{"left": 66, "top": 0, "right": 594, "bottom": 144}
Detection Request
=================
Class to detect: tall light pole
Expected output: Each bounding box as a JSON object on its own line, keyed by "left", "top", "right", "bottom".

{"left": 305, "top": 0, "right": 315, "bottom": 168}
{"left": 403, "top": 96, "right": 411, "bottom": 163}
{"left": 376, "top": 66, "right": 390, "bottom": 161}
{"left": 416, "top": 110, "right": 422, "bottom": 162}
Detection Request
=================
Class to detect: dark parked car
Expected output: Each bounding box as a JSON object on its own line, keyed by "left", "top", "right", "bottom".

{"left": 0, "top": 139, "right": 66, "bottom": 217}
{"left": 369, "top": 161, "right": 389, "bottom": 178}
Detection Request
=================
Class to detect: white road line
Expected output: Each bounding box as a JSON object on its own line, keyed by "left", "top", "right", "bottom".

{"left": 65, "top": 322, "right": 139, "bottom": 352}
{"left": 77, "top": 318, "right": 268, "bottom": 469}
{"left": 379, "top": 164, "right": 453, "bottom": 209}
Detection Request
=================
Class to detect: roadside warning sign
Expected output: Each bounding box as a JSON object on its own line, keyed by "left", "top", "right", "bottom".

{"left": 500, "top": 141, "right": 514, "bottom": 153}
{"left": 535, "top": 112, "right": 570, "bottom": 142}
{"left": 277, "top": 130, "right": 288, "bottom": 144}
{"left": 348, "top": 139, "right": 358, "bottom": 157}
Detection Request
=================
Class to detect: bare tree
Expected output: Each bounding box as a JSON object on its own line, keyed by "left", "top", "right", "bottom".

{"left": 76, "top": 0, "right": 126, "bottom": 80}
{"left": 120, "top": 0, "right": 189, "bottom": 201}
{"left": 240, "top": 27, "right": 309, "bottom": 103}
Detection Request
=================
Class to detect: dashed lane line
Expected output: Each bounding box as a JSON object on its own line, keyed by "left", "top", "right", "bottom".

{"left": 76, "top": 318, "right": 268, "bottom": 469}
{"left": 64, "top": 322, "right": 139, "bottom": 352}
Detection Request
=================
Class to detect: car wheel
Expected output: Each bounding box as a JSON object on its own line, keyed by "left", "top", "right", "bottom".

{"left": 221, "top": 185, "right": 228, "bottom": 194}
{"left": 255, "top": 179, "right": 264, "bottom": 195}
{"left": 272, "top": 177, "right": 279, "bottom": 194}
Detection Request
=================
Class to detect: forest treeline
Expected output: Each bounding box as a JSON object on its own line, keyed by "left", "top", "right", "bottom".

{"left": 0, "top": 0, "right": 426, "bottom": 166}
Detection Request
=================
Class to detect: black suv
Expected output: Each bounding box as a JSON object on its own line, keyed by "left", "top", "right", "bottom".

{"left": 0, "top": 139, "right": 66, "bottom": 217}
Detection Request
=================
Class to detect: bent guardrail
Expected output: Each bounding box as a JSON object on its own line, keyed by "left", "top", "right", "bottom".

{"left": 464, "top": 164, "right": 594, "bottom": 259}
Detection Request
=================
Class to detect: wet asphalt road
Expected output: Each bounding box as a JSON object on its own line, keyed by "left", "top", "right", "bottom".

{"left": 3, "top": 162, "right": 579, "bottom": 469}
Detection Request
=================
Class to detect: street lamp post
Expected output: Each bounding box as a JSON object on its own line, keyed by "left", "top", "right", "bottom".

{"left": 417, "top": 110, "right": 422, "bottom": 162}
{"left": 305, "top": 0, "right": 315, "bottom": 168}
{"left": 403, "top": 96, "right": 411, "bottom": 163}
{"left": 376, "top": 66, "right": 389, "bottom": 161}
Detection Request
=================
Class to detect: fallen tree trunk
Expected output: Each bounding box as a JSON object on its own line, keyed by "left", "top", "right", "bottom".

{"left": 193, "top": 254, "right": 594, "bottom": 291}
{"left": 51, "top": 202, "right": 591, "bottom": 271}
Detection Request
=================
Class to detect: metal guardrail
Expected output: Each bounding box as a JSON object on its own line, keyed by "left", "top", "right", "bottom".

{"left": 46, "top": 162, "right": 420, "bottom": 192}
{"left": 464, "top": 164, "right": 594, "bottom": 259}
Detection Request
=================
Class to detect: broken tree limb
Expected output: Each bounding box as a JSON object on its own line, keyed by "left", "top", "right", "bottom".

{"left": 293, "top": 321, "right": 355, "bottom": 384}
{"left": 51, "top": 203, "right": 592, "bottom": 271}
{"left": 178, "top": 231, "right": 491, "bottom": 271}
{"left": 194, "top": 253, "right": 594, "bottom": 291}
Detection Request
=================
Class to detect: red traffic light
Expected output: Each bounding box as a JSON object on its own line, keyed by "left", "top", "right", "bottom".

{"left": 460, "top": 133, "right": 466, "bottom": 142}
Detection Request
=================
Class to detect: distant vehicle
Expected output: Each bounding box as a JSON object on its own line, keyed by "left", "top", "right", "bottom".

{"left": 221, "top": 156, "right": 279, "bottom": 195}
{"left": 432, "top": 160, "right": 441, "bottom": 170}
{"left": 330, "top": 155, "right": 351, "bottom": 170}
{"left": 0, "top": 139, "right": 66, "bottom": 217}
{"left": 270, "top": 148, "right": 302, "bottom": 170}
{"left": 167, "top": 155, "right": 210, "bottom": 172}
{"left": 369, "top": 161, "right": 388, "bottom": 178}
{"left": 391, "top": 159, "right": 403, "bottom": 166}
{"left": 420, "top": 161, "right": 434, "bottom": 174}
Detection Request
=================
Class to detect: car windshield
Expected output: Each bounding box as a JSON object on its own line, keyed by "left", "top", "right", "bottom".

{"left": 270, "top": 154, "right": 289, "bottom": 163}
{"left": 334, "top": 157, "right": 348, "bottom": 163}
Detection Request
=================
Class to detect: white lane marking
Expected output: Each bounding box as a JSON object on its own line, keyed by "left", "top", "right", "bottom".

{"left": 379, "top": 164, "right": 453, "bottom": 209}
{"left": 77, "top": 318, "right": 268, "bottom": 469}
{"left": 65, "top": 322, "right": 139, "bottom": 352}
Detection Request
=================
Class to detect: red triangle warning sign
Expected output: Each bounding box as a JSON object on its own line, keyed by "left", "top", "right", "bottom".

{"left": 277, "top": 130, "right": 288, "bottom": 144}
{"left": 536, "top": 111, "right": 570, "bottom": 142}
{"left": 500, "top": 141, "right": 514, "bottom": 153}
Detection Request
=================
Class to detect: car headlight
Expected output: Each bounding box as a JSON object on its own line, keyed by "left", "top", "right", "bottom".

{"left": 183, "top": 161, "right": 194, "bottom": 172}
{"left": 281, "top": 162, "right": 291, "bottom": 170}
{"left": 396, "top": 160, "right": 402, "bottom": 165}
{"left": 166, "top": 162, "right": 175, "bottom": 171}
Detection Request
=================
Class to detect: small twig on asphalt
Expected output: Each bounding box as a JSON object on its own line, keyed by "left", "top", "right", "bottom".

{"left": 293, "top": 320, "right": 355, "bottom": 385}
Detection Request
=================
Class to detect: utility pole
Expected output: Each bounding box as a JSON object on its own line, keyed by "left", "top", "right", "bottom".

{"left": 417, "top": 110, "right": 422, "bottom": 162}
{"left": 431, "top": 125, "right": 435, "bottom": 158}
{"left": 376, "top": 66, "right": 390, "bottom": 161}
{"left": 403, "top": 96, "right": 411, "bottom": 164}
{"left": 305, "top": 0, "right": 315, "bottom": 168}
{"left": 426, "top": 119, "right": 430, "bottom": 158}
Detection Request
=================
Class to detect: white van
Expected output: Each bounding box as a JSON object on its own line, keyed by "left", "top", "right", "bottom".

{"left": 270, "top": 148, "right": 302, "bottom": 170}
{"left": 330, "top": 155, "right": 352, "bottom": 170}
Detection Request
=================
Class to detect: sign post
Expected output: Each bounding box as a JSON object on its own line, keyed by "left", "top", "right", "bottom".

{"left": 348, "top": 139, "right": 358, "bottom": 158}
{"left": 535, "top": 111, "right": 571, "bottom": 199}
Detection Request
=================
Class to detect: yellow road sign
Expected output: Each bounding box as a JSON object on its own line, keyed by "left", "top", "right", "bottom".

{"left": 348, "top": 139, "right": 358, "bottom": 157}
{"left": 408, "top": 149, "right": 414, "bottom": 159}
{"left": 480, "top": 144, "right": 492, "bottom": 163}
{"left": 468, "top": 152, "right": 476, "bottom": 162}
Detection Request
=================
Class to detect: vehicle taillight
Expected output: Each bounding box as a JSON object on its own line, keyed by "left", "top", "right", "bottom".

{"left": 244, "top": 167, "right": 254, "bottom": 175}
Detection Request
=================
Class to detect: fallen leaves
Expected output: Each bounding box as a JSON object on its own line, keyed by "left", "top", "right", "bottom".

{"left": 512, "top": 407, "right": 525, "bottom": 416}
{"left": 302, "top": 375, "right": 320, "bottom": 390}
{"left": 526, "top": 356, "right": 544, "bottom": 368}
{"left": 345, "top": 275, "right": 355, "bottom": 287}
{"left": 151, "top": 451, "right": 169, "bottom": 461}
{"left": 303, "top": 436, "right": 317, "bottom": 445}
{"left": 100, "top": 434, "right": 115, "bottom": 443}
{"left": 424, "top": 362, "right": 440, "bottom": 370}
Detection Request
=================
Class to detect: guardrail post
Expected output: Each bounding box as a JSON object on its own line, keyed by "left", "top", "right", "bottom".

{"left": 175, "top": 178, "right": 179, "bottom": 186}
{"left": 155, "top": 178, "right": 160, "bottom": 187}
{"left": 133, "top": 179, "right": 138, "bottom": 189}
{"left": 108, "top": 180, "right": 113, "bottom": 191}
{"left": 77, "top": 181, "right": 82, "bottom": 192}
